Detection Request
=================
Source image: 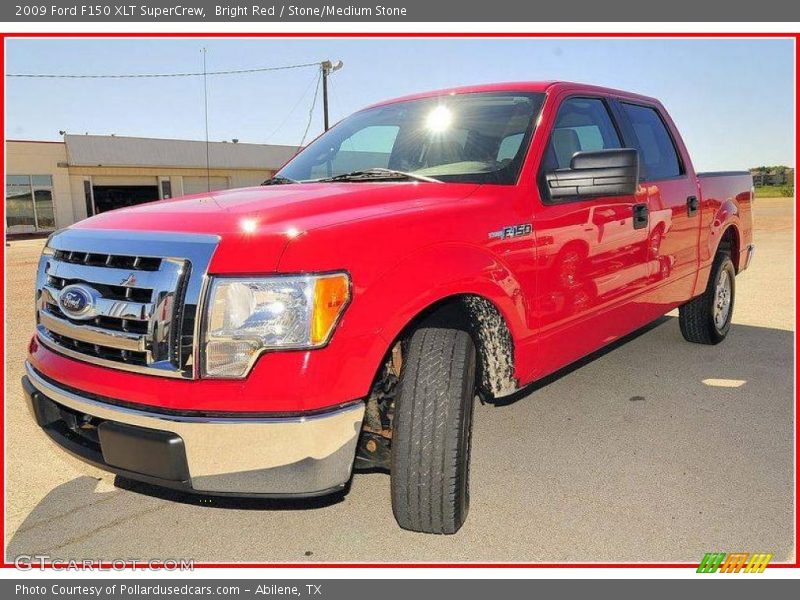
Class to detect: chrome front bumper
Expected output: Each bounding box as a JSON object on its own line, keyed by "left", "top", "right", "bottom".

{"left": 23, "top": 362, "right": 365, "bottom": 497}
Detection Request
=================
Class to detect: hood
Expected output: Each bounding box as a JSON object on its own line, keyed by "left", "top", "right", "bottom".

{"left": 75, "top": 182, "right": 479, "bottom": 273}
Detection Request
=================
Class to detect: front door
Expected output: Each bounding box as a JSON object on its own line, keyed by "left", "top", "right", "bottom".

{"left": 532, "top": 96, "right": 653, "bottom": 376}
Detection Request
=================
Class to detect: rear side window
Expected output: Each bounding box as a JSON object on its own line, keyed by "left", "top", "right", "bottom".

{"left": 542, "top": 97, "right": 621, "bottom": 171}
{"left": 620, "top": 103, "right": 682, "bottom": 180}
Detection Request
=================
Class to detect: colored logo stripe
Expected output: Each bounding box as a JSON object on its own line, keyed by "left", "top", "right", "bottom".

{"left": 697, "top": 552, "right": 772, "bottom": 573}
{"left": 744, "top": 554, "right": 773, "bottom": 573}
{"left": 697, "top": 553, "right": 726, "bottom": 573}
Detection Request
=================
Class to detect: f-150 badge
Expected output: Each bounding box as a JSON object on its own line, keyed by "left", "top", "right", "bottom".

{"left": 489, "top": 223, "right": 533, "bottom": 240}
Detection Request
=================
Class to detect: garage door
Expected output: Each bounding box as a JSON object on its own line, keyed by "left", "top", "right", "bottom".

{"left": 92, "top": 176, "right": 158, "bottom": 187}
{"left": 92, "top": 185, "right": 160, "bottom": 213}
{"left": 182, "top": 176, "right": 230, "bottom": 195}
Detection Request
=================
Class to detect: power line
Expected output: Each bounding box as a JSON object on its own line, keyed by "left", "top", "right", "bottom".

{"left": 9, "top": 56, "right": 341, "bottom": 148}
{"left": 6, "top": 61, "right": 321, "bottom": 79}
{"left": 264, "top": 70, "right": 321, "bottom": 144}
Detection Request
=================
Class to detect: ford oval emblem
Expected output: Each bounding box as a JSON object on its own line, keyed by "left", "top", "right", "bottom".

{"left": 59, "top": 285, "right": 94, "bottom": 319}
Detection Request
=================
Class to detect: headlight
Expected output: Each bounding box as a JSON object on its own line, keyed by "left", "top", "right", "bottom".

{"left": 202, "top": 273, "right": 350, "bottom": 378}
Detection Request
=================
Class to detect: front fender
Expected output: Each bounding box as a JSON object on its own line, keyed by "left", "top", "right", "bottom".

{"left": 364, "top": 242, "right": 530, "bottom": 347}
{"left": 317, "top": 241, "right": 533, "bottom": 398}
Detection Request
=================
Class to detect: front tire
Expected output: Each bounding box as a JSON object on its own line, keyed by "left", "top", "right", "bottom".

{"left": 679, "top": 252, "right": 736, "bottom": 344}
{"left": 390, "top": 328, "right": 477, "bottom": 534}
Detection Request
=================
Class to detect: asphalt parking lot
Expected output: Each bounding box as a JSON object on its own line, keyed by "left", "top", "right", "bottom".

{"left": 4, "top": 197, "right": 795, "bottom": 564}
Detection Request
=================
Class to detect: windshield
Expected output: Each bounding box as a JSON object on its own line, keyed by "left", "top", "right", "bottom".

{"left": 277, "top": 91, "right": 546, "bottom": 185}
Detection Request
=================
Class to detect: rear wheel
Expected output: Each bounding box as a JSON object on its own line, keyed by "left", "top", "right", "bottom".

{"left": 679, "top": 252, "right": 736, "bottom": 344}
{"left": 390, "top": 328, "right": 477, "bottom": 534}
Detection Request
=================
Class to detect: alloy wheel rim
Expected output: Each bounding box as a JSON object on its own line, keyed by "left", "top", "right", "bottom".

{"left": 713, "top": 269, "right": 732, "bottom": 329}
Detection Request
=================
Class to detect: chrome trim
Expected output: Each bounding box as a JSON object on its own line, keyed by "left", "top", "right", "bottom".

{"left": 36, "top": 229, "right": 219, "bottom": 379}
{"left": 43, "top": 285, "right": 155, "bottom": 322}
{"left": 45, "top": 261, "right": 173, "bottom": 290}
{"left": 37, "top": 331, "right": 183, "bottom": 377}
{"left": 25, "top": 363, "right": 365, "bottom": 495}
{"left": 39, "top": 312, "right": 146, "bottom": 352}
{"left": 191, "top": 273, "right": 212, "bottom": 380}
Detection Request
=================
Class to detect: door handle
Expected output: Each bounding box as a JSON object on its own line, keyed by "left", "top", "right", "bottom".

{"left": 687, "top": 195, "right": 699, "bottom": 217}
{"left": 633, "top": 203, "right": 649, "bottom": 229}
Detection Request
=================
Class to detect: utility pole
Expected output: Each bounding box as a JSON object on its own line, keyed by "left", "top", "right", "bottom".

{"left": 321, "top": 60, "right": 343, "bottom": 131}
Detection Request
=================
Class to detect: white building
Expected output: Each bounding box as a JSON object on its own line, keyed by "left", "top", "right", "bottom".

{"left": 6, "top": 135, "right": 298, "bottom": 235}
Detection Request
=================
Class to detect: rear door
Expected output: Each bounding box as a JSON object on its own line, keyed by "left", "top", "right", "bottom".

{"left": 612, "top": 100, "right": 701, "bottom": 314}
{"left": 533, "top": 95, "right": 653, "bottom": 375}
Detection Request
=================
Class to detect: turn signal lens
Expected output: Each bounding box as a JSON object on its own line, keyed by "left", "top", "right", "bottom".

{"left": 311, "top": 274, "right": 351, "bottom": 345}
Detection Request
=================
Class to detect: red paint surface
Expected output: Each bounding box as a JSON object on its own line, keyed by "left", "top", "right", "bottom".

{"left": 32, "top": 82, "right": 753, "bottom": 413}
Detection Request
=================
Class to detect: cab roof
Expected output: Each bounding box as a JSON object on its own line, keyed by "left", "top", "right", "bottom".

{"left": 364, "top": 81, "right": 660, "bottom": 110}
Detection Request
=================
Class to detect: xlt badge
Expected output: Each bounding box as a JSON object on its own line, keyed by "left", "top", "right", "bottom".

{"left": 489, "top": 223, "right": 533, "bottom": 240}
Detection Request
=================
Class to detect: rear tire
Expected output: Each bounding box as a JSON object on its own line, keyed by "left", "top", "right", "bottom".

{"left": 390, "top": 328, "right": 477, "bottom": 534}
{"left": 679, "top": 252, "right": 736, "bottom": 345}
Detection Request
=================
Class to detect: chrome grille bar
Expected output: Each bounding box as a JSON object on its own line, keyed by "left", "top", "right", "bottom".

{"left": 53, "top": 249, "right": 162, "bottom": 271}
{"left": 40, "top": 311, "right": 147, "bottom": 352}
{"left": 45, "top": 260, "right": 172, "bottom": 290}
{"left": 41, "top": 285, "right": 154, "bottom": 321}
{"left": 35, "top": 229, "right": 219, "bottom": 379}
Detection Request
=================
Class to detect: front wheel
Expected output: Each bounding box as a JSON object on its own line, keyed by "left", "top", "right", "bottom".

{"left": 390, "top": 328, "right": 477, "bottom": 534}
{"left": 679, "top": 253, "right": 736, "bottom": 345}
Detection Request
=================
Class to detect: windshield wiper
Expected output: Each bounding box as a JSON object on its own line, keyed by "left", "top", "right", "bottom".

{"left": 261, "top": 175, "right": 299, "bottom": 185}
{"left": 317, "top": 168, "right": 442, "bottom": 184}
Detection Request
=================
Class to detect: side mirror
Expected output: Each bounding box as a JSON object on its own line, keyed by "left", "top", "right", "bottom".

{"left": 545, "top": 148, "right": 639, "bottom": 201}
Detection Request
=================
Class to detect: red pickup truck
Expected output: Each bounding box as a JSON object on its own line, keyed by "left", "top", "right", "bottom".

{"left": 23, "top": 81, "right": 754, "bottom": 534}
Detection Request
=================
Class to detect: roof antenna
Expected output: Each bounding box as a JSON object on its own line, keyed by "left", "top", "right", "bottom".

{"left": 202, "top": 47, "right": 211, "bottom": 193}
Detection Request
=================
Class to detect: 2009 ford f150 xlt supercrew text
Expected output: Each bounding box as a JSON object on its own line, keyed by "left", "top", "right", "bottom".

{"left": 23, "top": 82, "right": 754, "bottom": 534}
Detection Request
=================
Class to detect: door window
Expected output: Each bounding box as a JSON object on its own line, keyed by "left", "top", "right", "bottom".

{"left": 543, "top": 98, "right": 622, "bottom": 171}
{"left": 619, "top": 103, "right": 682, "bottom": 180}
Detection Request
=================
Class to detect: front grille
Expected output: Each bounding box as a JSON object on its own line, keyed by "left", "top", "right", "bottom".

{"left": 35, "top": 230, "right": 219, "bottom": 379}
{"left": 48, "top": 330, "right": 150, "bottom": 365}
{"left": 47, "top": 301, "right": 149, "bottom": 335}
{"left": 48, "top": 274, "right": 154, "bottom": 303}
{"left": 53, "top": 249, "right": 163, "bottom": 272}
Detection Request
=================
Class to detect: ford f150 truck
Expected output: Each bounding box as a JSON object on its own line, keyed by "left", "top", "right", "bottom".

{"left": 23, "top": 82, "right": 754, "bottom": 534}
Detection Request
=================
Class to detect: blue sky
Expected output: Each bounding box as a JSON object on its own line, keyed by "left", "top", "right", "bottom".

{"left": 5, "top": 38, "right": 795, "bottom": 171}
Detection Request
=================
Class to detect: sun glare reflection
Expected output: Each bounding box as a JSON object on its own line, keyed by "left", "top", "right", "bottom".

{"left": 426, "top": 105, "right": 453, "bottom": 133}
{"left": 241, "top": 218, "right": 258, "bottom": 233}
